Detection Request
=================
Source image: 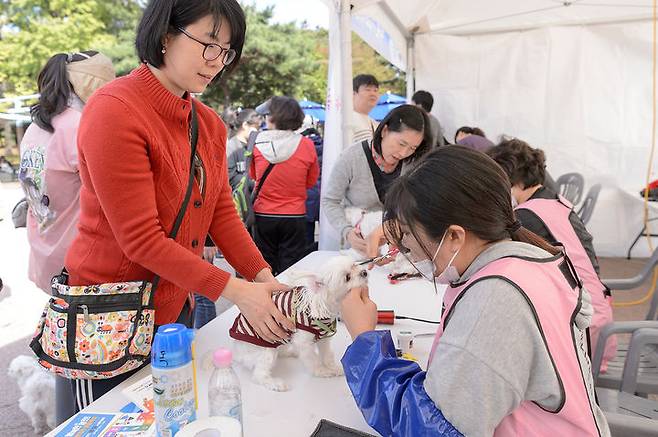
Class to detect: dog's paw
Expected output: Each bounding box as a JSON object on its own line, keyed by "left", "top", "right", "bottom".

{"left": 263, "top": 378, "right": 289, "bottom": 392}
{"left": 313, "top": 365, "right": 344, "bottom": 377}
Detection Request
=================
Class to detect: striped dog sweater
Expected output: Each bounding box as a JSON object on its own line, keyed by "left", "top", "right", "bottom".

{"left": 229, "top": 287, "right": 337, "bottom": 348}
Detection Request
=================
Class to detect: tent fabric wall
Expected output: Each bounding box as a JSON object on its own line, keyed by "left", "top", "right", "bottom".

{"left": 414, "top": 21, "right": 655, "bottom": 256}
{"left": 319, "top": 0, "right": 658, "bottom": 256}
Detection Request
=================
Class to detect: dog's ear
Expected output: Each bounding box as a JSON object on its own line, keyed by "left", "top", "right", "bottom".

{"left": 321, "top": 264, "right": 350, "bottom": 293}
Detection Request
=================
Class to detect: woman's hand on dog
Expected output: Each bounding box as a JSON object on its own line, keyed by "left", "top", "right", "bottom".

{"left": 224, "top": 277, "right": 295, "bottom": 344}
{"left": 253, "top": 268, "right": 278, "bottom": 284}
{"left": 347, "top": 228, "right": 368, "bottom": 255}
{"left": 341, "top": 287, "right": 377, "bottom": 340}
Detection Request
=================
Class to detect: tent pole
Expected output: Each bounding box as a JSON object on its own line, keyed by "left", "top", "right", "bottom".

{"left": 340, "top": 0, "right": 353, "bottom": 149}
{"left": 319, "top": 0, "right": 353, "bottom": 250}
{"left": 405, "top": 34, "right": 416, "bottom": 100}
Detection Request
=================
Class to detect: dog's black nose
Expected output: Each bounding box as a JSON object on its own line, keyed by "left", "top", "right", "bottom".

{"left": 359, "top": 270, "right": 368, "bottom": 278}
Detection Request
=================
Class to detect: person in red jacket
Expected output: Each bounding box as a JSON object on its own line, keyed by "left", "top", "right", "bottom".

{"left": 63, "top": 0, "right": 294, "bottom": 410}
{"left": 250, "top": 96, "right": 320, "bottom": 275}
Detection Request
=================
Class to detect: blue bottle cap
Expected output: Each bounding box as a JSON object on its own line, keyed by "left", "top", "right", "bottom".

{"left": 151, "top": 323, "right": 195, "bottom": 369}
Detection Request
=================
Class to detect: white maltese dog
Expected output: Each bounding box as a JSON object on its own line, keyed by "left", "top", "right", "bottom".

{"left": 230, "top": 256, "right": 368, "bottom": 391}
{"left": 343, "top": 207, "right": 417, "bottom": 279}
{"left": 343, "top": 207, "right": 384, "bottom": 260}
{"left": 8, "top": 354, "right": 56, "bottom": 434}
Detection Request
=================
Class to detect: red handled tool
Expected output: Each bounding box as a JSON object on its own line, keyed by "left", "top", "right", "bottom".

{"left": 377, "top": 310, "right": 440, "bottom": 325}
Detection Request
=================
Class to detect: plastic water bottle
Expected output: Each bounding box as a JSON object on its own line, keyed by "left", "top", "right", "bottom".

{"left": 208, "top": 348, "right": 243, "bottom": 434}
{"left": 152, "top": 323, "right": 197, "bottom": 437}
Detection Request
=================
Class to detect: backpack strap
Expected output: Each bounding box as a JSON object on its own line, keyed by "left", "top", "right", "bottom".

{"left": 248, "top": 131, "right": 276, "bottom": 204}
{"left": 244, "top": 130, "right": 259, "bottom": 168}
{"left": 252, "top": 162, "right": 275, "bottom": 204}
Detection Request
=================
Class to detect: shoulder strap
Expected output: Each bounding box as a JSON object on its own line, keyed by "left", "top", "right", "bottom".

{"left": 150, "top": 101, "right": 199, "bottom": 294}
{"left": 252, "top": 162, "right": 275, "bottom": 203}
{"left": 249, "top": 131, "right": 276, "bottom": 204}
{"left": 361, "top": 140, "right": 385, "bottom": 203}
{"left": 246, "top": 130, "right": 259, "bottom": 153}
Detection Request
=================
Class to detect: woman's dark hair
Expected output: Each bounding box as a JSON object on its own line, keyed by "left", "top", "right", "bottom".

{"left": 136, "top": 0, "right": 246, "bottom": 79}
{"left": 454, "top": 126, "right": 486, "bottom": 143}
{"left": 235, "top": 108, "right": 261, "bottom": 129}
{"left": 487, "top": 138, "right": 546, "bottom": 189}
{"left": 372, "top": 104, "right": 433, "bottom": 162}
{"left": 384, "top": 146, "right": 558, "bottom": 260}
{"left": 268, "top": 96, "right": 304, "bottom": 131}
{"left": 30, "top": 51, "right": 99, "bottom": 133}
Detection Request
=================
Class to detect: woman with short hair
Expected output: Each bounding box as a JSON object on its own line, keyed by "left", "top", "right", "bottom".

{"left": 249, "top": 96, "right": 319, "bottom": 275}
{"left": 62, "top": 0, "right": 294, "bottom": 410}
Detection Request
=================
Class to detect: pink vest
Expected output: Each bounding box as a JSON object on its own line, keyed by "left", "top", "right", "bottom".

{"left": 430, "top": 254, "right": 603, "bottom": 436}
{"left": 518, "top": 196, "right": 616, "bottom": 372}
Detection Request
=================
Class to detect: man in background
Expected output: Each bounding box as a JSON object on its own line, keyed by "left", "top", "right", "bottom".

{"left": 348, "top": 74, "right": 380, "bottom": 144}
{"left": 412, "top": 90, "right": 445, "bottom": 147}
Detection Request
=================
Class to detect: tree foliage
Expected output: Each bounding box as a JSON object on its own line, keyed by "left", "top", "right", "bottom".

{"left": 0, "top": 1, "right": 405, "bottom": 110}
{"left": 201, "top": 5, "right": 326, "bottom": 109}
{"left": 0, "top": 0, "right": 142, "bottom": 96}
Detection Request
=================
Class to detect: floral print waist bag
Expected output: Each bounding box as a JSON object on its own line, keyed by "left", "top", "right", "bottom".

{"left": 29, "top": 103, "right": 198, "bottom": 380}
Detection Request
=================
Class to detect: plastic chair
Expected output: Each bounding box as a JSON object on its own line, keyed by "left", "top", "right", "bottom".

{"left": 593, "top": 250, "right": 658, "bottom": 395}
{"left": 556, "top": 172, "right": 585, "bottom": 205}
{"left": 577, "top": 184, "right": 602, "bottom": 225}
{"left": 597, "top": 328, "right": 658, "bottom": 436}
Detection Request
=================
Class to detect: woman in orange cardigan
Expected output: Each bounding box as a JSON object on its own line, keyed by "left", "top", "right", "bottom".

{"left": 64, "top": 0, "right": 294, "bottom": 411}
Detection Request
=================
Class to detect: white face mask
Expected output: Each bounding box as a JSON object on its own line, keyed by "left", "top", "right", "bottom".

{"left": 414, "top": 230, "right": 461, "bottom": 284}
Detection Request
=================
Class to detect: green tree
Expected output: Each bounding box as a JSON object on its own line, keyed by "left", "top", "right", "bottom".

{"left": 352, "top": 33, "right": 406, "bottom": 96}
{"left": 0, "top": 0, "right": 142, "bottom": 96}
{"left": 201, "top": 5, "right": 325, "bottom": 109}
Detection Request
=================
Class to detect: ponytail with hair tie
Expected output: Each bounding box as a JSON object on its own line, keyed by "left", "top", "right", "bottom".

{"left": 508, "top": 220, "right": 522, "bottom": 234}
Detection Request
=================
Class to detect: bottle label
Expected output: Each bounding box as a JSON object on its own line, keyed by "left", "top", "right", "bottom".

{"left": 153, "top": 363, "right": 197, "bottom": 436}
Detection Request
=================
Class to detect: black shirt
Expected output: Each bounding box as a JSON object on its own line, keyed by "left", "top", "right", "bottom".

{"left": 361, "top": 141, "right": 402, "bottom": 204}
{"left": 516, "top": 186, "right": 600, "bottom": 274}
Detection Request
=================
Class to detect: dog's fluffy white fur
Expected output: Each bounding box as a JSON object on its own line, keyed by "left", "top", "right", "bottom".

{"left": 8, "top": 355, "right": 56, "bottom": 434}
{"left": 233, "top": 256, "right": 368, "bottom": 391}
{"left": 342, "top": 208, "right": 384, "bottom": 260}
{"left": 342, "top": 207, "right": 417, "bottom": 276}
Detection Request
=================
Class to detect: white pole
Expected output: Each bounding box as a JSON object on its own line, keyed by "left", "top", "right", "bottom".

{"left": 319, "top": 0, "right": 353, "bottom": 250}
{"left": 405, "top": 35, "right": 415, "bottom": 100}
{"left": 340, "top": 0, "right": 353, "bottom": 150}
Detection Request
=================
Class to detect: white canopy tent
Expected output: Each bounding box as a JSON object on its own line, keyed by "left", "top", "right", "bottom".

{"left": 319, "top": 0, "right": 658, "bottom": 257}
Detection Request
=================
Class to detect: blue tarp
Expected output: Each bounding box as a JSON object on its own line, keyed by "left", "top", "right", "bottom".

{"left": 369, "top": 93, "right": 406, "bottom": 121}
{"left": 298, "top": 99, "right": 326, "bottom": 122}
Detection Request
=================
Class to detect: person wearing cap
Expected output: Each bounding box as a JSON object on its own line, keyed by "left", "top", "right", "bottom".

{"left": 18, "top": 50, "right": 115, "bottom": 424}
{"left": 249, "top": 96, "right": 319, "bottom": 275}
{"left": 226, "top": 108, "right": 262, "bottom": 189}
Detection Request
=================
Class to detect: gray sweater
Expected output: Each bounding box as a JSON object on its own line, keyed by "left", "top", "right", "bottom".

{"left": 424, "top": 241, "right": 609, "bottom": 437}
{"left": 321, "top": 142, "right": 412, "bottom": 246}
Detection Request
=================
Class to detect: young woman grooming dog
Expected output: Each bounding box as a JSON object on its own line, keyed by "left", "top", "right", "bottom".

{"left": 340, "top": 147, "right": 610, "bottom": 436}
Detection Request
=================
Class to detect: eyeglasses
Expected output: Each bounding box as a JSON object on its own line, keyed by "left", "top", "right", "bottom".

{"left": 176, "top": 27, "right": 237, "bottom": 65}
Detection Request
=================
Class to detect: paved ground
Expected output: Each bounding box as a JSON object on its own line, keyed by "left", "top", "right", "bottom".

{"left": 0, "top": 182, "right": 655, "bottom": 436}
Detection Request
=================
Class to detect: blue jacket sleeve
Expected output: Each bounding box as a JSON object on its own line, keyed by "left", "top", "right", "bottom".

{"left": 341, "top": 330, "right": 463, "bottom": 437}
